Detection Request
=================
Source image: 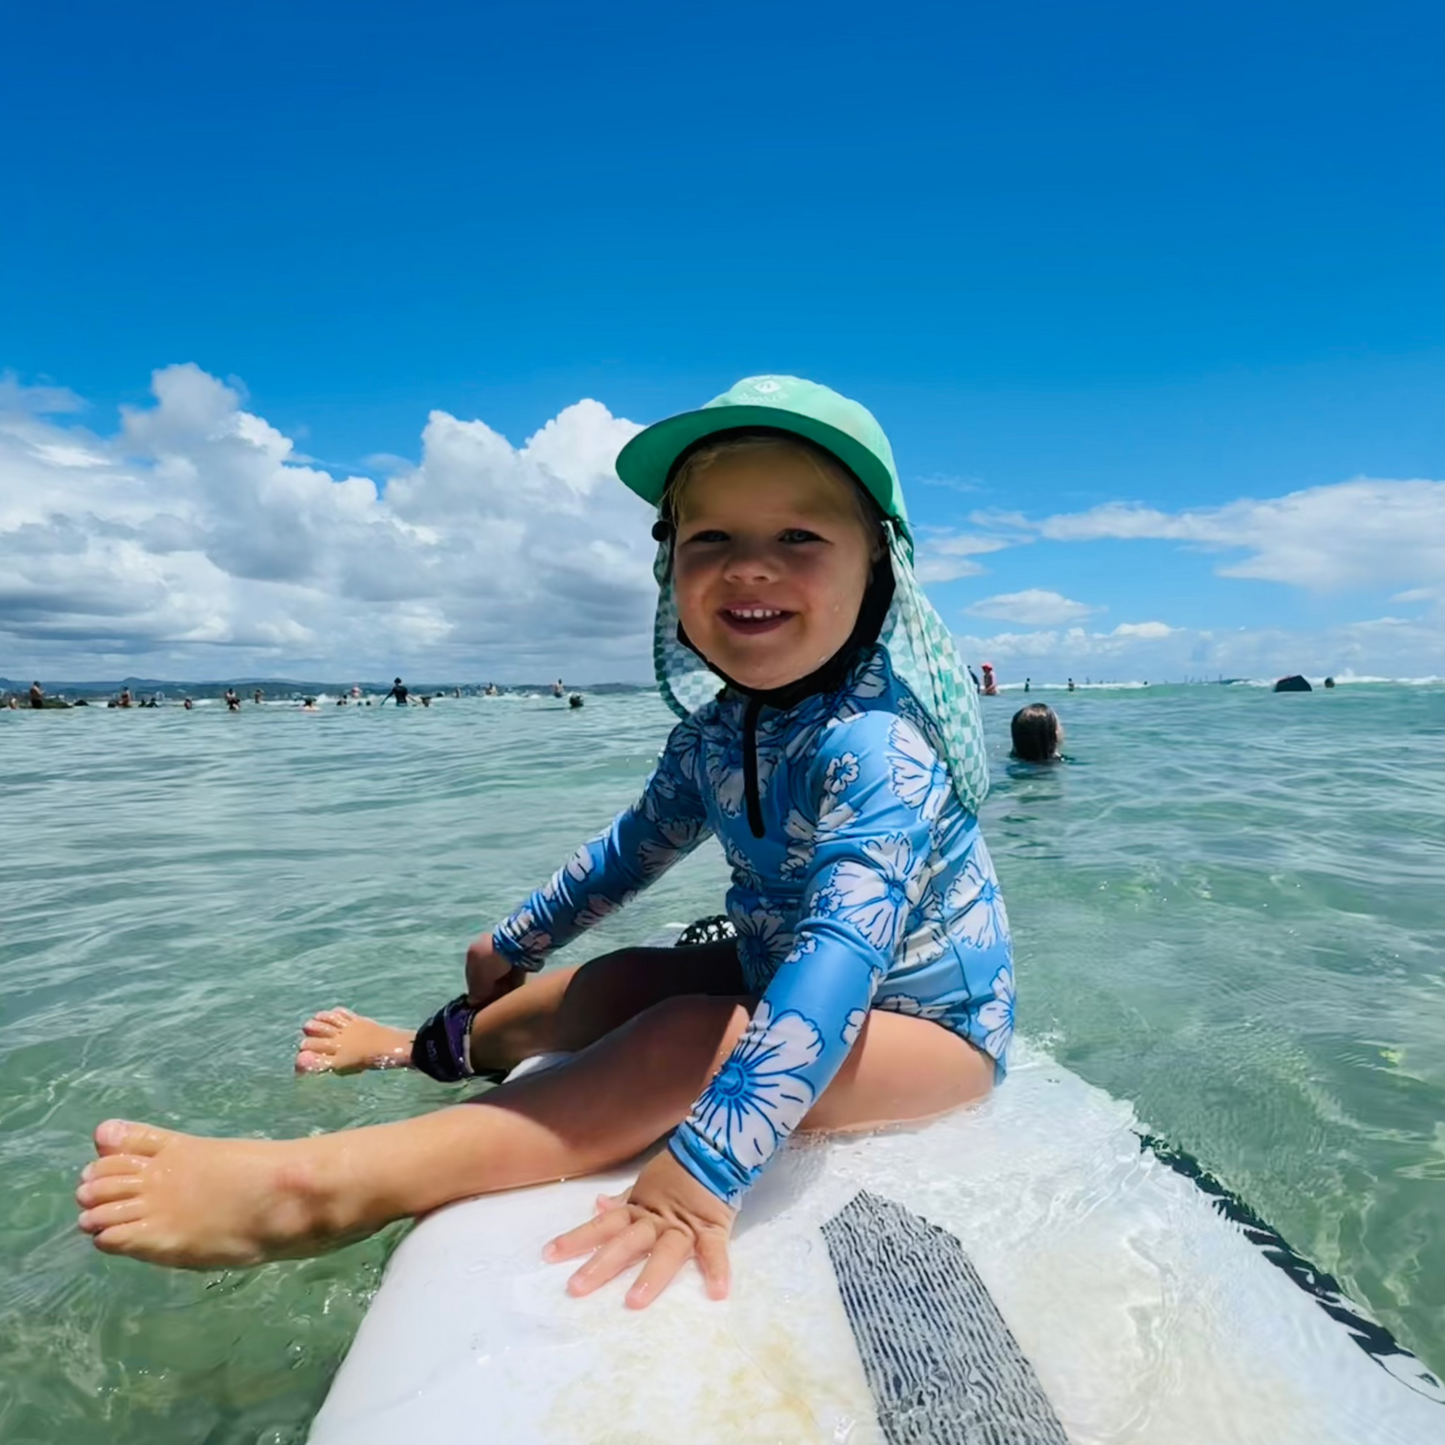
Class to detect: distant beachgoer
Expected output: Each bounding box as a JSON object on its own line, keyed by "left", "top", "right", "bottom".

{"left": 568, "top": 693, "right": 584, "bottom": 709}
{"left": 1023, "top": 678, "right": 1030, "bottom": 693}
{"left": 183, "top": 698, "right": 194, "bottom": 710}
{"left": 1324, "top": 677, "right": 1336, "bottom": 689}
{"left": 420, "top": 695, "right": 431, "bottom": 708}
{"left": 386, "top": 678, "right": 409, "bottom": 706}
{"left": 224, "top": 688, "right": 240, "bottom": 712}
{"left": 1010, "top": 704, "right": 1063, "bottom": 763}
{"left": 29, "top": 681, "right": 44, "bottom": 709}
{"left": 336, "top": 696, "right": 348, "bottom": 706}
{"left": 1067, "top": 678, "right": 1076, "bottom": 692}
{"left": 254, "top": 688, "right": 265, "bottom": 705}
{"left": 301, "top": 698, "right": 319, "bottom": 712}
{"left": 350, "top": 685, "right": 362, "bottom": 699}
{"left": 119, "top": 688, "right": 133, "bottom": 709}
{"left": 5, "top": 695, "right": 18, "bottom": 710}
{"left": 980, "top": 662, "right": 998, "bottom": 697}
{"left": 551, "top": 679, "right": 565, "bottom": 698}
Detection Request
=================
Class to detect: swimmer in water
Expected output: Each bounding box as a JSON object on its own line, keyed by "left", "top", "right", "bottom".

{"left": 1010, "top": 703, "right": 1064, "bottom": 763}
{"left": 75, "top": 376, "right": 1011, "bottom": 1315}
{"left": 385, "top": 677, "right": 409, "bottom": 705}
{"left": 980, "top": 662, "right": 998, "bottom": 696}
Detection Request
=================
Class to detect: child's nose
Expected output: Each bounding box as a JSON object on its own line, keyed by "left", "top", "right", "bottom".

{"left": 721, "top": 540, "right": 779, "bottom": 582}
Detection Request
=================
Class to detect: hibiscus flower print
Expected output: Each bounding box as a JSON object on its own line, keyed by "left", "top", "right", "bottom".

{"left": 816, "top": 833, "right": 929, "bottom": 957}
{"left": 847, "top": 648, "right": 890, "bottom": 700}
{"left": 875, "top": 994, "right": 953, "bottom": 1022}
{"left": 898, "top": 884, "right": 950, "bottom": 969}
{"left": 689, "top": 1002, "right": 824, "bottom": 1172}
{"left": 887, "top": 718, "right": 951, "bottom": 822}
{"left": 574, "top": 890, "right": 634, "bottom": 932}
{"left": 722, "top": 835, "right": 766, "bottom": 891}
{"left": 824, "top": 751, "right": 860, "bottom": 798}
{"left": 497, "top": 905, "right": 552, "bottom": 959}
{"left": 540, "top": 840, "right": 597, "bottom": 907}
{"left": 944, "top": 840, "right": 1010, "bottom": 950}
{"left": 977, "top": 966, "right": 1014, "bottom": 1061}
{"left": 735, "top": 907, "right": 794, "bottom": 990}
{"left": 780, "top": 795, "right": 858, "bottom": 880}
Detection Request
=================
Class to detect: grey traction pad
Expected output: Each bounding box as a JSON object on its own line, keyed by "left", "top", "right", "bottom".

{"left": 822, "top": 1191, "right": 1070, "bottom": 1445}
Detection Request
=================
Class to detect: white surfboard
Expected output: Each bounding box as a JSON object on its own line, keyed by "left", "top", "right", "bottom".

{"left": 309, "top": 1046, "right": 1442, "bottom": 1445}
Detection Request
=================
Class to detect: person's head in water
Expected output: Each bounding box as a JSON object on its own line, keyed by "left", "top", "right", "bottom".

{"left": 662, "top": 434, "right": 886, "bottom": 692}
{"left": 1010, "top": 703, "right": 1063, "bottom": 763}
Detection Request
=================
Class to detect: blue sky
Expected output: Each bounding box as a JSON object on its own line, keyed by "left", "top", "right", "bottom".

{"left": 3, "top": 0, "right": 1443, "bottom": 682}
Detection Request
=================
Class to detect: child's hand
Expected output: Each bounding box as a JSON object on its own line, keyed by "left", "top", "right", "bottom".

{"left": 464, "top": 933, "right": 525, "bottom": 1007}
{"left": 543, "top": 1149, "right": 735, "bottom": 1309}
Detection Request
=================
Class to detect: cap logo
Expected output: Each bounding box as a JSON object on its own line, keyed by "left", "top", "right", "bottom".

{"left": 750, "top": 379, "right": 782, "bottom": 394}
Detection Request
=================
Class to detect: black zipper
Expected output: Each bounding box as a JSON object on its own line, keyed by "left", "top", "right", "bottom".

{"left": 743, "top": 694, "right": 765, "bottom": 838}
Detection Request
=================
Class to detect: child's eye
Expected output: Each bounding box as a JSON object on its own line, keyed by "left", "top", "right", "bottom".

{"left": 681, "top": 529, "right": 729, "bottom": 545}
{"left": 779, "top": 528, "right": 824, "bottom": 544}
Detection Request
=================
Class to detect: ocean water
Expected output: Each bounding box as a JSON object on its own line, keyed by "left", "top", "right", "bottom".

{"left": 1, "top": 681, "right": 1442, "bottom": 1442}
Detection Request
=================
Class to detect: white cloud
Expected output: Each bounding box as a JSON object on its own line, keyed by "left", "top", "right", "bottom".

{"left": 966, "top": 588, "right": 1100, "bottom": 626}
{"left": 1034, "top": 479, "right": 1445, "bottom": 591}
{"left": 911, "top": 528, "right": 1018, "bottom": 585}
{"left": 1110, "top": 621, "right": 1174, "bottom": 639}
{"left": 0, "top": 364, "right": 655, "bottom": 680}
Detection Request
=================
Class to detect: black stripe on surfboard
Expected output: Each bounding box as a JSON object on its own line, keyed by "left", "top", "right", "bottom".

{"left": 822, "top": 1190, "right": 1069, "bottom": 1445}
{"left": 1136, "top": 1132, "right": 1445, "bottom": 1405}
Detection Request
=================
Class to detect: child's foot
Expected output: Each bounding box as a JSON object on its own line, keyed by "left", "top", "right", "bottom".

{"left": 294, "top": 1008, "right": 415, "bottom": 1074}
{"left": 75, "top": 1120, "right": 379, "bottom": 1267}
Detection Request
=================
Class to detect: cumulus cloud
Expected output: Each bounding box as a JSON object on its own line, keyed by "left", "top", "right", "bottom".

{"left": 1033, "top": 480, "right": 1445, "bottom": 591}
{"left": 911, "top": 528, "right": 1017, "bottom": 584}
{"left": 966, "top": 588, "right": 1100, "bottom": 626}
{"left": 0, "top": 364, "right": 655, "bottom": 679}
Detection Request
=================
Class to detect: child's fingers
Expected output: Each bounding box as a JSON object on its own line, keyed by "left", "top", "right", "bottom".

{"left": 564, "top": 1216, "right": 657, "bottom": 1297}
{"left": 623, "top": 1227, "right": 693, "bottom": 1310}
{"left": 695, "top": 1233, "right": 731, "bottom": 1300}
{"left": 543, "top": 1204, "right": 633, "bottom": 1261}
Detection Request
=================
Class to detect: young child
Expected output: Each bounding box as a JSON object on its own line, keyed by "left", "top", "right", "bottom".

{"left": 1010, "top": 702, "right": 1064, "bottom": 763}
{"left": 75, "top": 377, "right": 1015, "bottom": 1309}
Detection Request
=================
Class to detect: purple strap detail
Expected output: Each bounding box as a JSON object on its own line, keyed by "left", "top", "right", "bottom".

{"left": 411, "top": 994, "right": 480, "bottom": 1082}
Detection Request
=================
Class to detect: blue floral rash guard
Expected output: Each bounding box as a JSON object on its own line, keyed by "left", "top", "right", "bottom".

{"left": 492, "top": 645, "right": 1014, "bottom": 1209}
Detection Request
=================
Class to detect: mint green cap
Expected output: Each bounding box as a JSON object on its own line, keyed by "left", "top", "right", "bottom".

{"left": 616, "top": 375, "right": 913, "bottom": 552}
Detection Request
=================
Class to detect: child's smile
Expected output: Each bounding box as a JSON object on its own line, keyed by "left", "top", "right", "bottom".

{"left": 671, "top": 446, "right": 876, "bottom": 692}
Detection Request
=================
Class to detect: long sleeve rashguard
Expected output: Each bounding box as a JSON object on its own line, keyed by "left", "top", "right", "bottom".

{"left": 492, "top": 646, "right": 1015, "bottom": 1209}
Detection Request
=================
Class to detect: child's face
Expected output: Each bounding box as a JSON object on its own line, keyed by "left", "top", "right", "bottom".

{"left": 671, "top": 446, "right": 876, "bottom": 691}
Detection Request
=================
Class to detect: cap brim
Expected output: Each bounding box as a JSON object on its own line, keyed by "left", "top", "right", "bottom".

{"left": 616, "top": 405, "right": 908, "bottom": 544}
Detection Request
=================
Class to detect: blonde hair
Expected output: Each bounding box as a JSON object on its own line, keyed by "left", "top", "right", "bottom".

{"left": 663, "top": 433, "right": 883, "bottom": 551}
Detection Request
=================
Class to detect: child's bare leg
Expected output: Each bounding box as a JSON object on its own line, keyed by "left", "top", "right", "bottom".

{"left": 294, "top": 940, "right": 743, "bottom": 1076}
{"left": 80, "top": 1004, "right": 984, "bottom": 1270}
{"left": 81, "top": 994, "right": 751, "bottom": 1269}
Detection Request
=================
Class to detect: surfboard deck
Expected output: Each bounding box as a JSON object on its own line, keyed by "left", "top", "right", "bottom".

{"left": 309, "top": 1047, "right": 1442, "bottom": 1445}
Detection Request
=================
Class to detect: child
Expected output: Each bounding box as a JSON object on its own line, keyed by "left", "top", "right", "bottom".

{"left": 75, "top": 377, "right": 1015, "bottom": 1310}
{"left": 1010, "top": 703, "right": 1064, "bottom": 763}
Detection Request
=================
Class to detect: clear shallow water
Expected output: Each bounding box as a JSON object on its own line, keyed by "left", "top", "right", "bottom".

{"left": 1, "top": 684, "right": 1442, "bottom": 1442}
